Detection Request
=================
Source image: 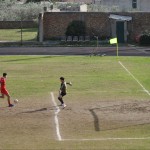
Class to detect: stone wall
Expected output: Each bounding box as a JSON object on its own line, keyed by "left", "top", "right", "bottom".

{"left": 43, "top": 12, "right": 150, "bottom": 42}
{"left": 0, "top": 21, "right": 37, "bottom": 29}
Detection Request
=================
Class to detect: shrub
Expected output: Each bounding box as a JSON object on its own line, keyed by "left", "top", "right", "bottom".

{"left": 65, "top": 20, "right": 86, "bottom": 36}
{"left": 139, "top": 34, "right": 150, "bottom": 46}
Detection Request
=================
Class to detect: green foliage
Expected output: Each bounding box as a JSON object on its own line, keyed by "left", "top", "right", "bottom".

{"left": 139, "top": 34, "right": 150, "bottom": 46}
{"left": 0, "top": 0, "right": 44, "bottom": 21}
{"left": 65, "top": 20, "right": 86, "bottom": 36}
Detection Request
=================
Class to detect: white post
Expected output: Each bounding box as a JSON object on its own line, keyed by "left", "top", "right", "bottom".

{"left": 38, "top": 13, "right": 43, "bottom": 43}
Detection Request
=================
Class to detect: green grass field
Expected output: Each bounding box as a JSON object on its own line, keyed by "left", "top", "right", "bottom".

{"left": 0, "top": 56, "right": 150, "bottom": 150}
{"left": 0, "top": 28, "right": 37, "bottom": 41}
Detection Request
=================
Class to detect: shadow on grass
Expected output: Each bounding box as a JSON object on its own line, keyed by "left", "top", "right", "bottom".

{"left": 0, "top": 56, "right": 53, "bottom": 62}
{"left": 20, "top": 106, "right": 56, "bottom": 114}
{"left": 89, "top": 109, "right": 100, "bottom": 131}
{"left": 17, "top": 28, "right": 38, "bottom": 33}
{"left": 22, "top": 107, "right": 48, "bottom": 113}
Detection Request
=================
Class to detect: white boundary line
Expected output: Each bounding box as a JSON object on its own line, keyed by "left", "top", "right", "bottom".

{"left": 50, "top": 92, "right": 62, "bottom": 141}
{"left": 63, "top": 137, "right": 150, "bottom": 141}
{"left": 118, "top": 61, "right": 150, "bottom": 96}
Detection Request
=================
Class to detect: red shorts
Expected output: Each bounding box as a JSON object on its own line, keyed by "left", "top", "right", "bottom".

{"left": 1, "top": 88, "right": 9, "bottom": 95}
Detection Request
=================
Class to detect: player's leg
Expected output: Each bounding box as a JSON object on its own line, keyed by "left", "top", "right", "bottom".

{"left": 58, "top": 93, "right": 66, "bottom": 108}
{"left": 6, "top": 94, "right": 11, "bottom": 105}
{"left": 61, "top": 93, "right": 66, "bottom": 108}
{"left": 3, "top": 89, "right": 14, "bottom": 107}
{"left": 6, "top": 94, "right": 14, "bottom": 107}
{"left": 0, "top": 93, "right": 4, "bottom": 98}
{"left": 58, "top": 95, "right": 64, "bottom": 105}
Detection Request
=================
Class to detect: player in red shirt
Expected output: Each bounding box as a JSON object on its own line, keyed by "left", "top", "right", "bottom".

{"left": 0, "top": 73, "right": 14, "bottom": 107}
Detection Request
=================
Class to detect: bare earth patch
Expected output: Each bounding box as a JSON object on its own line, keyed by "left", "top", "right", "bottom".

{"left": 58, "top": 99, "right": 150, "bottom": 138}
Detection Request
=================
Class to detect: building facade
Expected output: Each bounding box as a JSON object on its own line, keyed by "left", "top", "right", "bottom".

{"left": 41, "top": 12, "right": 150, "bottom": 43}
{"left": 93, "top": 0, "right": 150, "bottom": 12}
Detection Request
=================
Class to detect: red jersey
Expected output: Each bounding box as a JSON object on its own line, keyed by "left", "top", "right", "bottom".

{"left": 0, "top": 77, "right": 6, "bottom": 89}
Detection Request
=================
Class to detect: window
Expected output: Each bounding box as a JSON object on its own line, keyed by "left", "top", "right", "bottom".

{"left": 132, "top": 0, "right": 137, "bottom": 9}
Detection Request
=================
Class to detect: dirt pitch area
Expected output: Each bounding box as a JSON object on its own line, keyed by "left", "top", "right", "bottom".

{"left": 51, "top": 92, "right": 150, "bottom": 140}
{"left": 0, "top": 95, "right": 55, "bottom": 149}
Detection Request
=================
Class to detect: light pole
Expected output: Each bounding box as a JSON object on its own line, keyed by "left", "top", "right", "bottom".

{"left": 20, "top": 14, "right": 23, "bottom": 45}
{"left": 91, "top": 35, "right": 99, "bottom": 56}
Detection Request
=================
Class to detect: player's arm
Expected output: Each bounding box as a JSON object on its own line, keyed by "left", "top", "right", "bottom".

{"left": 66, "top": 82, "right": 72, "bottom": 86}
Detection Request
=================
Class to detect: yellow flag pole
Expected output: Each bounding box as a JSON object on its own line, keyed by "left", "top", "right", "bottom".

{"left": 109, "top": 38, "right": 118, "bottom": 57}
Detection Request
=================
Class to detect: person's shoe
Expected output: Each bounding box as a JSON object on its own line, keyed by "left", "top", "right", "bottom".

{"left": 9, "top": 104, "right": 14, "bottom": 107}
{"left": 62, "top": 104, "right": 66, "bottom": 109}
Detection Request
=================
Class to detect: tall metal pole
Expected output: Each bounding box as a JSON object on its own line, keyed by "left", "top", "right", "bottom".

{"left": 20, "top": 16, "right": 23, "bottom": 45}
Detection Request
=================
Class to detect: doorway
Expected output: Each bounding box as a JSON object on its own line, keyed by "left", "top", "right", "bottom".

{"left": 116, "top": 21, "right": 125, "bottom": 43}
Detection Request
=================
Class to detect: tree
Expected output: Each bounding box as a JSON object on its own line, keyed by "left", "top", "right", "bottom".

{"left": 65, "top": 20, "right": 86, "bottom": 36}
{"left": 0, "top": 1, "right": 43, "bottom": 21}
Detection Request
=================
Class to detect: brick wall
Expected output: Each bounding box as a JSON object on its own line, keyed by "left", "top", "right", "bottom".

{"left": 43, "top": 12, "right": 150, "bottom": 42}
{"left": 128, "top": 12, "right": 150, "bottom": 40}
{"left": 0, "top": 21, "right": 38, "bottom": 29}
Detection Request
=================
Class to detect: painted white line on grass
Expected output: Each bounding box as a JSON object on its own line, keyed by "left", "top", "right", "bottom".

{"left": 118, "top": 61, "right": 150, "bottom": 96}
{"left": 63, "top": 137, "right": 150, "bottom": 141}
{"left": 50, "top": 92, "right": 62, "bottom": 141}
